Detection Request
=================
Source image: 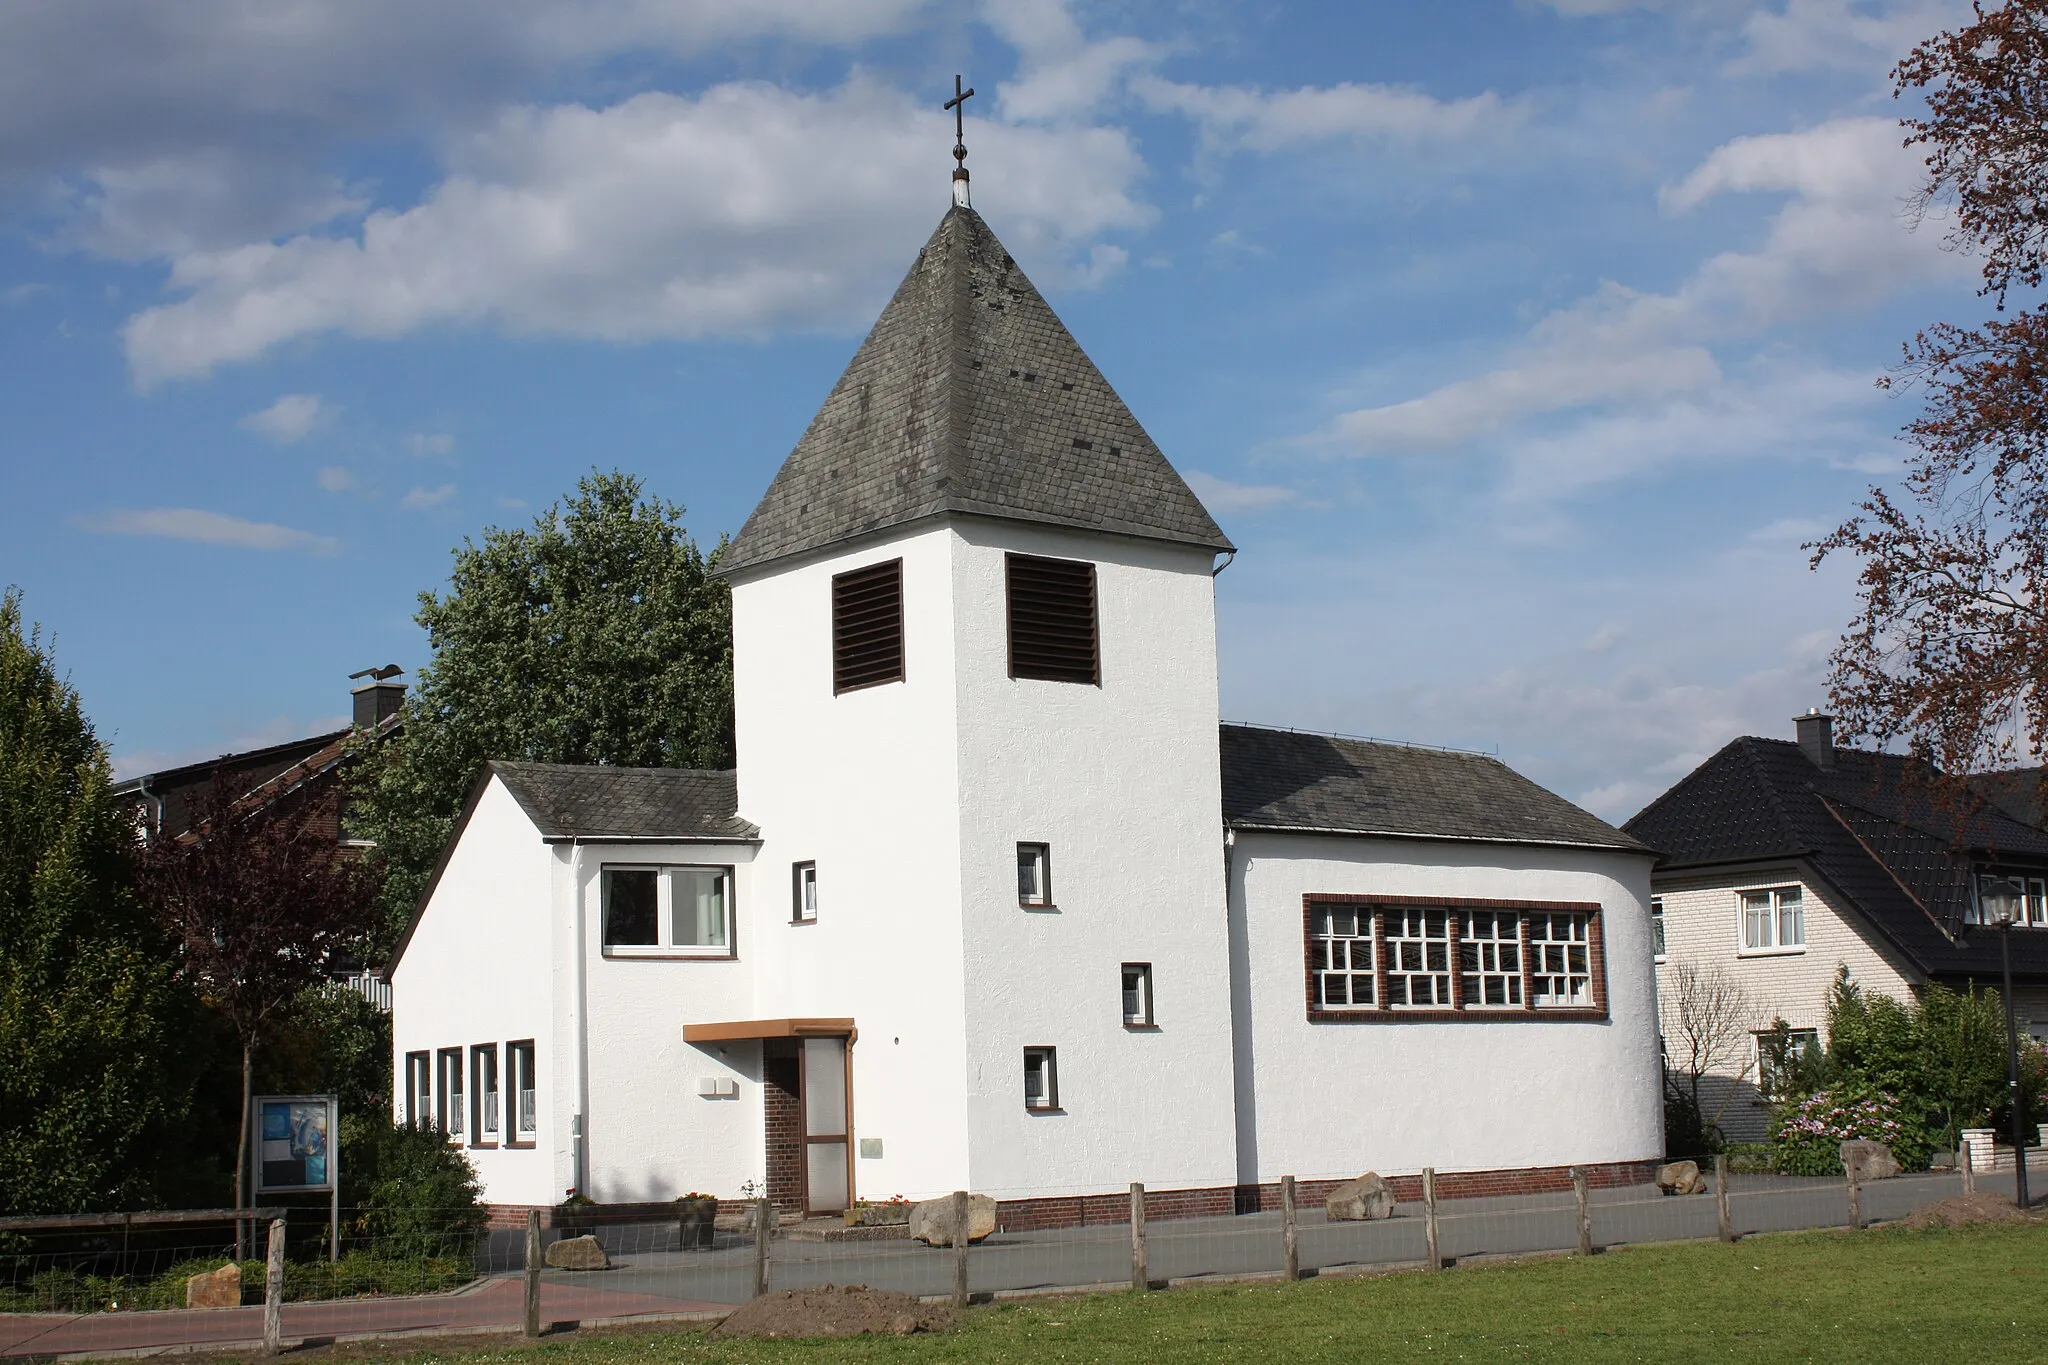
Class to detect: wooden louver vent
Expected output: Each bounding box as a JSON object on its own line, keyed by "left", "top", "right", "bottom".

{"left": 832, "top": 559, "right": 904, "bottom": 693}
{"left": 1006, "top": 553, "right": 1099, "bottom": 684}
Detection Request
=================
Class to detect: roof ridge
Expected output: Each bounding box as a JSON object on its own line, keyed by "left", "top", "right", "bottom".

{"left": 1221, "top": 719, "right": 1499, "bottom": 760}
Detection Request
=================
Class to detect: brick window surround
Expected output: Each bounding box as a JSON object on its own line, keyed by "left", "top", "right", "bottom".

{"left": 1302, "top": 894, "right": 1609, "bottom": 1024}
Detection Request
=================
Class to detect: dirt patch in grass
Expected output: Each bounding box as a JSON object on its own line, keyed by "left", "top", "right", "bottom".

{"left": 1901, "top": 1193, "right": 2032, "bottom": 1229}
{"left": 713, "top": 1284, "right": 953, "bottom": 1339}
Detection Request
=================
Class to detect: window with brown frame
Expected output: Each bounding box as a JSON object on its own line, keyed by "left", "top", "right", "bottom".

{"left": 1304, "top": 895, "right": 1607, "bottom": 1022}
{"left": 1006, "top": 553, "right": 1098, "bottom": 683}
{"left": 832, "top": 559, "right": 904, "bottom": 693}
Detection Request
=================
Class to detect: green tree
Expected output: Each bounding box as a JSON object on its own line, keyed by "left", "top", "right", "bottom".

{"left": 350, "top": 471, "right": 733, "bottom": 948}
{"left": 0, "top": 591, "right": 198, "bottom": 1213}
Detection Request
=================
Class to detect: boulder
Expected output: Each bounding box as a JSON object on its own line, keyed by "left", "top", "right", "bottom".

{"left": 1324, "top": 1173, "right": 1397, "bottom": 1221}
{"left": 1839, "top": 1140, "right": 1901, "bottom": 1183}
{"left": 908, "top": 1193, "right": 997, "bottom": 1246}
{"left": 544, "top": 1233, "right": 611, "bottom": 1270}
{"left": 1655, "top": 1160, "right": 1705, "bottom": 1196}
{"left": 185, "top": 1262, "right": 241, "bottom": 1310}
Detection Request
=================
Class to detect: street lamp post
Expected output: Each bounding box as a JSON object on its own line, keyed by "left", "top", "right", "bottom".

{"left": 1979, "top": 878, "right": 2031, "bottom": 1209}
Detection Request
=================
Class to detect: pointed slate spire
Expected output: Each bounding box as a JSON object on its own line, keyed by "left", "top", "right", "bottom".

{"left": 722, "top": 207, "right": 1232, "bottom": 575}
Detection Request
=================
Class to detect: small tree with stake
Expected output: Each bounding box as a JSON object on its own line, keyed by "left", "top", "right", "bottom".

{"left": 134, "top": 777, "right": 378, "bottom": 1252}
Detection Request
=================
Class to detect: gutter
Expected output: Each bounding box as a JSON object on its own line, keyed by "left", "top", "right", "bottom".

{"left": 1226, "top": 820, "right": 1653, "bottom": 857}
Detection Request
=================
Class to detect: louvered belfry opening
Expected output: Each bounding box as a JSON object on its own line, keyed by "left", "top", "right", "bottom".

{"left": 1006, "top": 553, "right": 1099, "bottom": 684}
{"left": 832, "top": 559, "right": 905, "bottom": 693}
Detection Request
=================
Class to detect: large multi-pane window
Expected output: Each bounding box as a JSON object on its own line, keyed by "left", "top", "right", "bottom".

{"left": 1528, "top": 912, "right": 1591, "bottom": 1006}
{"left": 1304, "top": 898, "right": 1604, "bottom": 1019}
{"left": 1384, "top": 908, "right": 1452, "bottom": 1007}
{"left": 1739, "top": 887, "right": 1804, "bottom": 952}
{"left": 1969, "top": 873, "right": 2048, "bottom": 926}
{"left": 1310, "top": 906, "right": 1375, "bottom": 1008}
{"left": 1458, "top": 910, "right": 1523, "bottom": 1008}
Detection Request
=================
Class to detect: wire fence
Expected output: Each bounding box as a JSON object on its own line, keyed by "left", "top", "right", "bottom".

{"left": 0, "top": 1151, "right": 2029, "bottom": 1358}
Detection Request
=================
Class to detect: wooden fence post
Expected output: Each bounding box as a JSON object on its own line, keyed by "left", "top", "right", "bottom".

{"left": 1422, "top": 1168, "right": 1440, "bottom": 1271}
{"left": 950, "top": 1190, "right": 970, "bottom": 1309}
{"left": 1961, "top": 1140, "right": 1975, "bottom": 1195}
{"left": 1130, "top": 1183, "right": 1149, "bottom": 1291}
{"left": 751, "top": 1199, "right": 772, "bottom": 1299}
{"left": 523, "top": 1210, "right": 542, "bottom": 1338}
{"left": 1571, "top": 1167, "right": 1593, "bottom": 1257}
{"left": 262, "top": 1217, "right": 285, "bottom": 1356}
{"left": 1280, "top": 1176, "right": 1300, "bottom": 1282}
{"left": 1714, "top": 1155, "right": 1733, "bottom": 1244}
{"left": 1846, "top": 1163, "right": 1863, "bottom": 1231}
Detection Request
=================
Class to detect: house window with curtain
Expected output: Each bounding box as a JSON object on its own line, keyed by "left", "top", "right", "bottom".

{"left": 1739, "top": 886, "right": 1804, "bottom": 952}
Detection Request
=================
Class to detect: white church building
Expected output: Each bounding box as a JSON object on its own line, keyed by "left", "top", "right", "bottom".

{"left": 388, "top": 197, "right": 1664, "bottom": 1227}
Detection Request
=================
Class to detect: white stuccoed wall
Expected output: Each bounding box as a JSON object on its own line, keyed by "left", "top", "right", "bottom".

{"left": 1229, "top": 831, "right": 1664, "bottom": 1181}
{"left": 728, "top": 523, "right": 973, "bottom": 1202}
{"left": 388, "top": 778, "right": 563, "bottom": 1207}
{"left": 561, "top": 840, "right": 760, "bottom": 1203}
{"left": 949, "top": 521, "right": 1240, "bottom": 1198}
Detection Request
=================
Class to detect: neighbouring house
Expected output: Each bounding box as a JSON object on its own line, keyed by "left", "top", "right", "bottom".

{"left": 386, "top": 193, "right": 1664, "bottom": 1228}
{"left": 1623, "top": 711, "right": 2048, "bottom": 1141}
{"left": 113, "top": 667, "right": 406, "bottom": 1006}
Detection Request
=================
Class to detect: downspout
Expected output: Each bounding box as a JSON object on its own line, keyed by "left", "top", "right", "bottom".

{"left": 136, "top": 774, "right": 163, "bottom": 840}
{"left": 569, "top": 839, "right": 591, "bottom": 1199}
{"left": 1211, "top": 550, "right": 1236, "bottom": 578}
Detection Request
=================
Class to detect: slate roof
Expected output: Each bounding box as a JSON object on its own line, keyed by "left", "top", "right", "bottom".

{"left": 1219, "top": 723, "right": 1649, "bottom": 853}
{"left": 722, "top": 206, "right": 1232, "bottom": 574}
{"left": 1622, "top": 738, "right": 2048, "bottom": 980}
{"left": 490, "top": 760, "right": 758, "bottom": 842}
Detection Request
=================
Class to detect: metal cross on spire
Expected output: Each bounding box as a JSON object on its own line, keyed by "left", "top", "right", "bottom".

{"left": 945, "top": 74, "right": 974, "bottom": 206}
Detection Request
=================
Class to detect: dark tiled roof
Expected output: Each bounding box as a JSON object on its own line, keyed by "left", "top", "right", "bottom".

{"left": 490, "top": 761, "right": 757, "bottom": 841}
{"left": 1219, "top": 724, "right": 1648, "bottom": 853}
{"left": 1975, "top": 766, "right": 2048, "bottom": 829}
{"left": 1622, "top": 738, "right": 2048, "bottom": 979}
{"left": 722, "top": 206, "right": 1232, "bottom": 574}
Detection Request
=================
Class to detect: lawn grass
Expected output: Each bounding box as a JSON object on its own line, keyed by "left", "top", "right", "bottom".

{"left": 263, "top": 1220, "right": 2048, "bottom": 1365}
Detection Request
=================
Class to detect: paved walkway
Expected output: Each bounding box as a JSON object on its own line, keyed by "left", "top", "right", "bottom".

{"left": 0, "top": 1168, "right": 2008, "bottom": 1358}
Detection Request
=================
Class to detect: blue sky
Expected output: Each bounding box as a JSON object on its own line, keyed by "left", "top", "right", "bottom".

{"left": 0, "top": 0, "right": 1984, "bottom": 819}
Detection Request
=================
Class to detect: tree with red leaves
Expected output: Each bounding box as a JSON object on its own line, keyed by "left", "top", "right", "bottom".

{"left": 134, "top": 777, "right": 377, "bottom": 1244}
{"left": 1815, "top": 1, "right": 2048, "bottom": 774}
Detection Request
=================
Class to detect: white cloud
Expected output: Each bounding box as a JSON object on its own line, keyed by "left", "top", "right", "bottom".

{"left": 1185, "top": 470, "right": 1297, "bottom": 513}
{"left": 407, "top": 432, "right": 456, "bottom": 456}
{"left": 316, "top": 465, "right": 354, "bottom": 492}
{"left": 1315, "top": 118, "right": 1956, "bottom": 465}
{"left": 1749, "top": 516, "right": 1826, "bottom": 544}
{"left": 1138, "top": 75, "right": 1510, "bottom": 154}
{"left": 982, "top": 0, "right": 1157, "bottom": 123}
{"left": 1730, "top": 0, "right": 1966, "bottom": 76}
{"left": 240, "top": 392, "right": 329, "bottom": 443}
{"left": 122, "top": 76, "right": 1152, "bottom": 383}
{"left": 74, "top": 506, "right": 338, "bottom": 552}
{"left": 399, "top": 483, "right": 456, "bottom": 510}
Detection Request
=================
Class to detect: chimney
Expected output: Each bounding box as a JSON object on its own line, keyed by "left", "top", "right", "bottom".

{"left": 1794, "top": 709, "right": 1835, "bottom": 770}
{"left": 349, "top": 665, "right": 406, "bottom": 731}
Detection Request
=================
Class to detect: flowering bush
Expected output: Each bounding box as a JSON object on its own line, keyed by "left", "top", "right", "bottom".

{"left": 1769, "top": 1084, "right": 1935, "bottom": 1175}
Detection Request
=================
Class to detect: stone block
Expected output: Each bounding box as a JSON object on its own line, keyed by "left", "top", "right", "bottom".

{"left": 1656, "top": 1160, "right": 1705, "bottom": 1195}
{"left": 1839, "top": 1140, "right": 1901, "bottom": 1182}
{"left": 908, "top": 1193, "right": 996, "bottom": 1246}
{"left": 544, "top": 1233, "right": 611, "bottom": 1270}
{"left": 1324, "top": 1173, "right": 1396, "bottom": 1221}
{"left": 185, "top": 1262, "right": 241, "bottom": 1309}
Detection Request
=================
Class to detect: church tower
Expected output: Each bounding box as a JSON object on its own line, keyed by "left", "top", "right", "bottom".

{"left": 721, "top": 190, "right": 1240, "bottom": 1203}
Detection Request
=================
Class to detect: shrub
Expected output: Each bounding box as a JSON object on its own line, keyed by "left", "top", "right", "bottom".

{"left": 344, "top": 1119, "right": 486, "bottom": 1259}
{"left": 1663, "top": 1085, "right": 1722, "bottom": 1160}
{"left": 1769, "top": 1084, "right": 1936, "bottom": 1174}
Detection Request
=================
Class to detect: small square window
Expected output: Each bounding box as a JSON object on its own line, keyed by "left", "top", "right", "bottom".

{"left": 1018, "top": 843, "right": 1052, "bottom": 907}
{"left": 1023, "top": 1046, "right": 1060, "bottom": 1110}
{"left": 793, "top": 862, "right": 818, "bottom": 923}
{"left": 1121, "top": 964, "right": 1154, "bottom": 1026}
